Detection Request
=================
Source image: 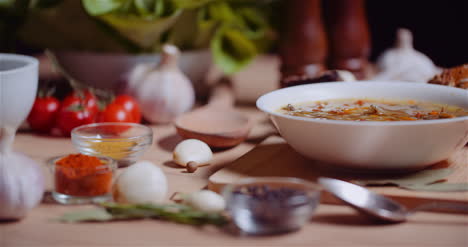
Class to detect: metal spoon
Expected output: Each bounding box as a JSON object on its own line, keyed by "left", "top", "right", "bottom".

{"left": 318, "top": 177, "right": 468, "bottom": 223}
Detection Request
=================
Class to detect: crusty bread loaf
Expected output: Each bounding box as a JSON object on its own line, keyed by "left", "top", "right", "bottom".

{"left": 428, "top": 64, "right": 468, "bottom": 89}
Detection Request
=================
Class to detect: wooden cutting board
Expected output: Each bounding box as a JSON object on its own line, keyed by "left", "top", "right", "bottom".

{"left": 209, "top": 136, "right": 468, "bottom": 208}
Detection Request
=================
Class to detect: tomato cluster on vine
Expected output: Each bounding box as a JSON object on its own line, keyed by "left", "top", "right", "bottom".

{"left": 27, "top": 90, "right": 141, "bottom": 136}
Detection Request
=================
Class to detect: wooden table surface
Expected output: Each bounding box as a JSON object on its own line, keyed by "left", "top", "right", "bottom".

{"left": 2, "top": 105, "right": 468, "bottom": 247}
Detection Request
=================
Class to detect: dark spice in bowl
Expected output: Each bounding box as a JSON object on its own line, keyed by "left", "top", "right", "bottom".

{"left": 223, "top": 177, "right": 321, "bottom": 235}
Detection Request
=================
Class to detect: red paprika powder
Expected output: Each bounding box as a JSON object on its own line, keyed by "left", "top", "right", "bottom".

{"left": 55, "top": 154, "right": 113, "bottom": 197}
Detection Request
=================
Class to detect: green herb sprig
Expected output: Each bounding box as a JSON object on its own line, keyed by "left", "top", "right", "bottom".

{"left": 19, "top": 0, "right": 276, "bottom": 74}
{"left": 59, "top": 202, "right": 228, "bottom": 226}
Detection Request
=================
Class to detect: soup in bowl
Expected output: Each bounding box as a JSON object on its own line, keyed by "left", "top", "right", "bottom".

{"left": 256, "top": 81, "right": 468, "bottom": 171}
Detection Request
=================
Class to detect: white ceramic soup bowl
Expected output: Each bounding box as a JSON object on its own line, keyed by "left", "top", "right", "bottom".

{"left": 256, "top": 81, "right": 468, "bottom": 171}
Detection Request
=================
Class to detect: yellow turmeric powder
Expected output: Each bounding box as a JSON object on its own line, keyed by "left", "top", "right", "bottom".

{"left": 88, "top": 140, "right": 137, "bottom": 160}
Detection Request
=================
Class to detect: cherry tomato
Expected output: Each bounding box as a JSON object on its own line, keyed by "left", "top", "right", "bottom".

{"left": 62, "top": 90, "right": 99, "bottom": 119}
{"left": 56, "top": 104, "right": 95, "bottom": 136}
{"left": 97, "top": 103, "right": 135, "bottom": 133}
{"left": 27, "top": 96, "right": 60, "bottom": 133}
{"left": 98, "top": 103, "right": 134, "bottom": 123}
{"left": 113, "top": 95, "right": 141, "bottom": 123}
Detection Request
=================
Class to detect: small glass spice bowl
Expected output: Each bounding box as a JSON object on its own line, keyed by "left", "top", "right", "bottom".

{"left": 222, "top": 177, "right": 321, "bottom": 235}
{"left": 71, "top": 122, "right": 153, "bottom": 167}
{"left": 48, "top": 155, "right": 117, "bottom": 204}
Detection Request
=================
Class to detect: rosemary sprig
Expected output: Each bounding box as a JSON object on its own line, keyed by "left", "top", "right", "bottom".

{"left": 59, "top": 202, "right": 228, "bottom": 226}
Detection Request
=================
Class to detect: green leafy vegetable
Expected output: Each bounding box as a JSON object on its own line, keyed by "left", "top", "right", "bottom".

{"left": 205, "top": 1, "right": 236, "bottom": 23}
{"left": 134, "top": 0, "right": 152, "bottom": 16}
{"left": 18, "top": 0, "right": 134, "bottom": 52}
{"left": 59, "top": 202, "right": 228, "bottom": 226}
{"left": 172, "top": 0, "right": 215, "bottom": 9}
{"left": 30, "top": 0, "right": 63, "bottom": 8}
{"left": 14, "top": 0, "right": 276, "bottom": 74}
{"left": 234, "top": 6, "right": 274, "bottom": 53}
{"left": 165, "top": 10, "right": 206, "bottom": 49}
{"left": 211, "top": 26, "right": 257, "bottom": 74}
{"left": 235, "top": 7, "right": 267, "bottom": 39}
{"left": 97, "top": 11, "right": 181, "bottom": 50}
{"left": 82, "top": 0, "right": 124, "bottom": 16}
{"left": 0, "top": 0, "right": 15, "bottom": 7}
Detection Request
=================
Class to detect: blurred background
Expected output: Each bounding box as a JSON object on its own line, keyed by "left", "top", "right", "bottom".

{"left": 1, "top": 0, "right": 466, "bottom": 135}
{"left": 1, "top": 0, "right": 466, "bottom": 67}
{"left": 366, "top": 0, "right": 467, "bottom": 67}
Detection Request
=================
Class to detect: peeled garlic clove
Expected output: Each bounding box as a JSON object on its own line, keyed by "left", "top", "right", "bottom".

{"left": 183, "top": 190, "right": 226, "bottom": 213}
{"left": 173, "top": 139, "right": 213, "bottom": 167}
{"left": 113, "top": 160, "right": 168, "bottom": 204}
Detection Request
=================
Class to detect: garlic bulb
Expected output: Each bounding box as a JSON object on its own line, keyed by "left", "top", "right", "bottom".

{"left": 182, "top": 190, "right": 226, "bottom": 213}
{"left": 173, "top": 139, "right": 212, "bottom": 172}
{"left": 375, "top": 28, "right": 440, "bottom": 82}
{"left": 126, "top": 45, "right": 195, "bottom": 123}
{"left": 0, "top": 151, "right": 45, "bottom": 220}
{"left": 113, "top": 160, "right": 168, "bottom": 204}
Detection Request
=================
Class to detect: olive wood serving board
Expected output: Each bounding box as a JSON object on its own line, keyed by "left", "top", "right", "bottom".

{"left": 209, "top": 136, "right": 468, "bottom": 208}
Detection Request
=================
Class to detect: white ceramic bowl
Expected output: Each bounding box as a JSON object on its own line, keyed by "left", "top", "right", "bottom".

{"left": 256, "top": 81, "right": 468, "bottom": 171}
{"left": 52, "top": 50, "right": 212, "bottom": 97}
{"left": 0, "top": 54, "right": 38, "bottom": 133}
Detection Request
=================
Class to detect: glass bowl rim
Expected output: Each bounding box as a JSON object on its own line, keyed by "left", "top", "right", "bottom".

{"left": 47, "top": 154, "right": 118, "bottom": 172}
{"left": 221, "top": 176, "right": 321, "bottom": 203}
{"left": 71, "top": 122, "right": 153, "bottom": 141}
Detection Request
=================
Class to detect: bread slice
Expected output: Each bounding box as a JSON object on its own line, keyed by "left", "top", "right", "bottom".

{"left": 428, "top": 64, "right": 468, "bottom": 89}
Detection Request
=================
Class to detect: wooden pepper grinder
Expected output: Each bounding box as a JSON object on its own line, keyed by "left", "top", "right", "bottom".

{"left": 279, "top": 0, "right": 328, "bottom": 87}
{"left": 326, "top": 0, "right": 371, "bottom": 79}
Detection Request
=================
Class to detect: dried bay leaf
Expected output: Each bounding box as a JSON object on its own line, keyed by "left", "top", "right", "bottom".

{"left": 59, "top": 209, "right": 113, "bottom": 223}
{"left": 401, "top": 183, "right": 468, "bottom": 192}
{"left": 57, "top": 203, "right": 228, "bottom": 226}
{"left": 353, "top": 168, "right": 453, "bottom": 187}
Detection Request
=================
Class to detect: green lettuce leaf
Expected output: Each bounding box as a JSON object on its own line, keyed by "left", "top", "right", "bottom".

{"left": 0, "top": 0, "right": 15, "bottom": 7}
{"left": 85, "top": 0, "right": 181, "bottom": 50}
{"left": 18, "top": 0, "right": 134, "bottom": 52}
{"left": 19, "top": 0, "right": 276, "bottom": 74}
{"left": 163, "top": 10, "right": 202, "bottom": 50}
{"left": 82, "top": 0, "right": 125, "bottom": 16}
{"left": 172, "top": 0, "right": 216, "bottom": 9}
{"left": 234, "top": 6, "right": 274, "bottom": 52}
{"left": 211, "top": 25, "right": 257, "bottom": 74}
{"left": 97, "top": 10, "right": 181, "bottom": 50}
{"left": 134, "top": 0, "right": 152, "bottom": 16}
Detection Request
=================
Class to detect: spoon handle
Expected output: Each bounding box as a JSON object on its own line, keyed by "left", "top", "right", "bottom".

{"left": 207, "top": 81, "right": 234, "bottom": 108}
{"left": 410, "top": 202, "right": 468, "bottom": 214}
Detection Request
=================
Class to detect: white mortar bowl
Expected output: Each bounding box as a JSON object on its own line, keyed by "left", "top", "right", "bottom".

{"left": 256, "top": 81, "right": 468, "bottom": 171}
{"left": 0, "top": 54, "right": 38, "bottom": 132}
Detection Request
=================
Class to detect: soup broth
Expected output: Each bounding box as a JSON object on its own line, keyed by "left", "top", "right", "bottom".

{"left": 278, "top": 99, "right": 468, "bottom": 121}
